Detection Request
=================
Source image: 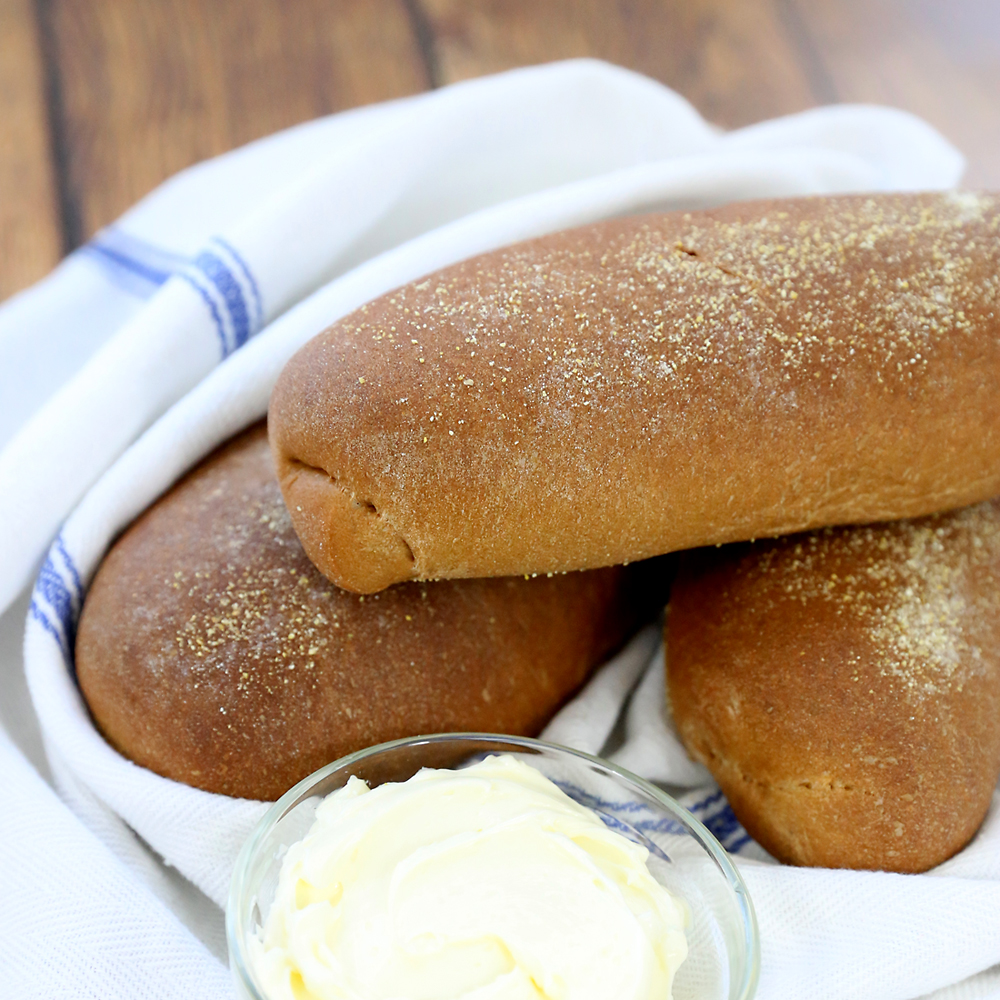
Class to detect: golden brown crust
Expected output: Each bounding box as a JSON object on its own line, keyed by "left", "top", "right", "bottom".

{"left": 75, "top": 423, "right": 651, "bottom": 801}
{"left": 666, "top": 501, "right": 1000, "bottom": 872}
{"left": 270, "top": 191, "right": 1000, "bottom": 593}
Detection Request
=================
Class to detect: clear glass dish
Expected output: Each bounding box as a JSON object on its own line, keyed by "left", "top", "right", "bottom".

{"left": 227, "top": 733, "right": 759, "bottom": 1000}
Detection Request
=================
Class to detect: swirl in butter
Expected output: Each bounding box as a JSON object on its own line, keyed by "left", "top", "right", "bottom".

{"left": 251, "top": 754, "right": 688, "bottom": 1000}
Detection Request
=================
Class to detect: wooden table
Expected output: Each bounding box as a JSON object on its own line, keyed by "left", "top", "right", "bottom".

{"left": 3, "top": 0, "right": 998, "bottom": 302}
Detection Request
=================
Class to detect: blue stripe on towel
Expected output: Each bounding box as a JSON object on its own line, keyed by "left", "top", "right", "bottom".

{"left": 552, "top": 781, "right": 754, "bottom": 856}
{"left": 701, "top": 803, "right": 744, "bottom": 844}
{"left": 193, "top": 250, "right": 251, "bottom": 351}
{"left": 553, "top": 777, "right": 753, "bottom": 856}
{"left": 726, "top": 831, "right": 753, "bottom": 853}
{"left": 81, "top": 227, "right": 190, "bottom": 298}
{"left": 179, "top": 272, "right": 230, "bottom": 357}
{"left": 83, "top": 227, "right": 264, "bottom": 360}
{"left": 688, "top": 787, "right": 726, "bottom": 813}
{"left": 684, "top": 787, "right": 753, "bottom": 855}
{"left": 180, "top": 239, "right": 263, "bottom": 359}
{"left": 30, "top": 534, "right": 86, "bottom": 666}
{"left": 35, "top": 554, "right": 74, "bottom": 639}
{"left": 555, "top": 780, "right": 654, "bottom": 814}
{"left": 212, "top": 236, "right": 264, "bottom": 329}
{"left": 84, "top": 244, "right": 174, "bottom": 286}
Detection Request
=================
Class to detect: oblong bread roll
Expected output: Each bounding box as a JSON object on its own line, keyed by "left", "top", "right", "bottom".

{"left": 667, "top": 500, "right": 1000, "bottom": 872}
{"left": 270, "top": 191, "right": 1000, "bottom": 594}
{"left": 75, "top": 423, "right": 652, "bottom": 801}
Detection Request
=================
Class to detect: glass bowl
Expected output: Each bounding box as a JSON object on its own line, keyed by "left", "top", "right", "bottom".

{"left": 227, "top": 733, "right": 759, "bottom": 1000}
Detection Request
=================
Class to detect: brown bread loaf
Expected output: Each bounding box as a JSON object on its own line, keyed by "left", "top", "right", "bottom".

{"left": 75, "top": 423, "right": 651, "bottom": 801}
{"left": 269, "top": 191, "right": 1000, "bottom": 594}
{"left": 667, "top": 500, "right": 1000, "bottom": 872}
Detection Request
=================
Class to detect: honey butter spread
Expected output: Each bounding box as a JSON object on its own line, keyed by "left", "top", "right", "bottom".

{"left": 251, "top": 755, "right": 688, "bottom": 1000}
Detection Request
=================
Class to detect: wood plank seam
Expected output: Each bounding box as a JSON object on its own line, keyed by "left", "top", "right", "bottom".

{"left": 773, "top": 0, "right": 840, "bottom": 107}
{"left": 402, "top": 0, "right": 443, "bottom": 88}
{"left": 32, "top": 0, "right": 81, "bottom": 253}
{"left": 0, "top": 0, "right": 64, "bottom": 296}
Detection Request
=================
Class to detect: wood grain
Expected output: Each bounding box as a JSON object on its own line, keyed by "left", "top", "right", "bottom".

{"left": 417, "top": 0, "right": 1000, "bottom": 188}
{"left": 419, "top": 0, "right": 822, "bottom": 128}
{"left": 784, "top": 0, "right": 1000, "bottom": 188}
{"left": 6, "top": 0, "right": 999, "bottom": 289}
{"left": 0, "top": 0, "right": 62, "bottom": 299}
{"left": 41, "top": 0, "right": 431, "bottom": 244}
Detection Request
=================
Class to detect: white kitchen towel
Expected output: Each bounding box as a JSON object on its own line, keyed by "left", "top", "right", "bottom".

{"left": 3, "top": 58, "right": 997, "bottom": 1000}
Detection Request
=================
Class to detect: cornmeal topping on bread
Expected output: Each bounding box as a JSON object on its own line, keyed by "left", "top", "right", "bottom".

{"left": 75, "top": 423, "right": 648, "bottom": 800}
{"left": 339, "top": 191, "right": 997, "bottom": 402}
{"left": 667, "top": 498, "right": 1000, "bottom": 872}
{"left": 172, "top": 491, "right": 423, "bottom": 697}
{"left": 270, "top": 192, "right": 1000, "bottom": 594}
{"left": 745, "top": 501, "right": 1000, "bottom": 701}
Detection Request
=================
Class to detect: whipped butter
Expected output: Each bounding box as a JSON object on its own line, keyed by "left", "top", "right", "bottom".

{"left": 251, "top": 755, "right": 688, "bottom": 1000}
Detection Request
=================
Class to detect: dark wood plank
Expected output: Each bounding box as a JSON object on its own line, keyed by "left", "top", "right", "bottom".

{"left": 0, "top": 0, "right": 62, "bottom": 299}
{"left": 783, "top": 0, "right": 1000, "bottom": 188}
{"left": 416, "top": 0, "right": 824, "bottom": 128}
{"left": 42, "top": 0, "right": 432, "bottom": 244}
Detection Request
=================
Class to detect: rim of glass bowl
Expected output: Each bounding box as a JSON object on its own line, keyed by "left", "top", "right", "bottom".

{"left": 227, "top": 732, "right": 760, "bottom": 1000}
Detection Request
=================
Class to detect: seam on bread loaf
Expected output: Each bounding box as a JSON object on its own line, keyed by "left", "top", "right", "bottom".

{"left": 285, "top": 455, "right": 418, "bottom": 561}
{"left": 277, "top": 455, "right": 419, "bottom": 593}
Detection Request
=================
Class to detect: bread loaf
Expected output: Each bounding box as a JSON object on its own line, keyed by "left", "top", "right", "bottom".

{"left": 75, "top": 423, "right": 653, "bottom": 801}
{"left": 667, "top": 500, "right": 1000, "bottom": 872}
{"left": 269, "top": 192, "right": 1000, "bottom": 594}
